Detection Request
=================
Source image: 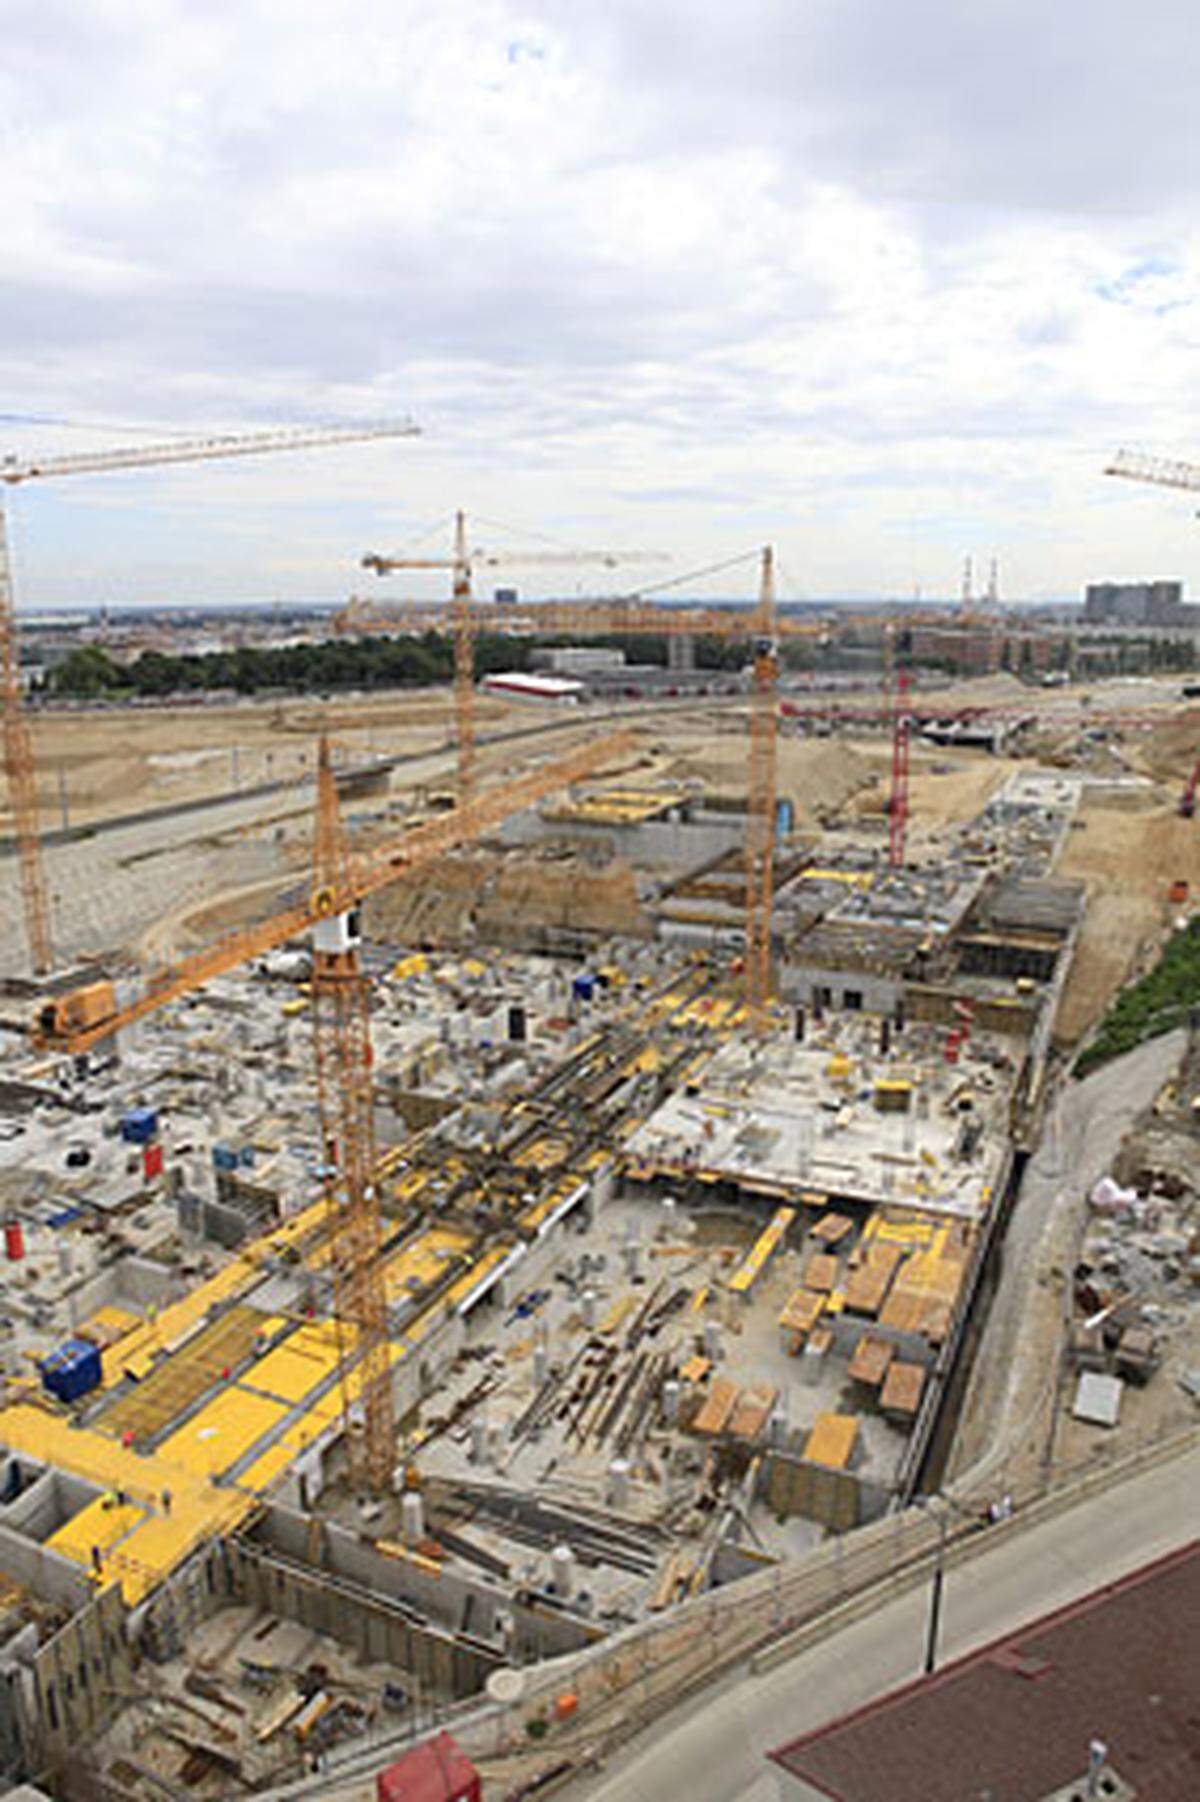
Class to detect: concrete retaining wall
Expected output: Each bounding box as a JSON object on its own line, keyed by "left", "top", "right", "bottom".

{"left": 250, "top": 1505, "right": 595, "bottom": 1666}
{"left": 497, "top": 813, "right": 743, "bottom": 873}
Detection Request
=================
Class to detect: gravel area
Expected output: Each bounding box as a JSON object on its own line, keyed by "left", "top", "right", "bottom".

{"left": 948, "top": 1028, "right": 1186, "bottom": 1498}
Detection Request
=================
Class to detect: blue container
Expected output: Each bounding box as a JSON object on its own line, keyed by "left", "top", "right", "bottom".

{"left": 120, "top": 1107, "right": 158, "bottom": 1146}
{"left": 212, "top": 1144, "right": 237, "bottom": 1172}
{"left": 572, "top": 974, "right": 596, "bottom": 1002}
{"left": 775, "top": 797, "right": 794, "bottom": 839}
{"left": 40, "top": 1338, "right": 102, "bottom": 1404}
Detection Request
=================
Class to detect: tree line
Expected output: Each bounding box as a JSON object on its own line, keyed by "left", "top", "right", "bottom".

{"left": 41, "top": 630, "right": 753, "bottom": 700}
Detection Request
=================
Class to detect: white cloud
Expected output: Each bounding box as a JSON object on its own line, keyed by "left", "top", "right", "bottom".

{"left": 1, "top": 0, "right": 1199, "bottom": 606}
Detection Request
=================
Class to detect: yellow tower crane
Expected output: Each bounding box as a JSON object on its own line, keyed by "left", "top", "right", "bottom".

{"left": 0, "top": 418, "right": 420, "bottom": 974}
{"left": 362, "top": 513, "right": 664, "bottom": 804}
{"left": 37, "top": 727, "right": 634, "bottom": 1491}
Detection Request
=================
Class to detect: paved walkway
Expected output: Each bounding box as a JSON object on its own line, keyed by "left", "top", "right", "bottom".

{"left": 566, "top": 1438, "right": 1200, "bottom": 1802}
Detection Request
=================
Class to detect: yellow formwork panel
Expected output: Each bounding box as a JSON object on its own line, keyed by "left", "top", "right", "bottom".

{"left": 104, "top": 1508, "right": 237, "bottom": 1601}
{"left": 100, "top": 1259, "right": 262, "bottom": 1389}
{"left": 394, "top": 1167, "right": 431, "bottom": 1205}
{"left": 242, "top": 1329, "right": 341, "bottom": 1405}
{"left": 99, "top": 1306, "right": 269, "bottom": 1442}
{"left": 518, "top": 1176, "right": 579, "bottom": 1234}
{"left": 48, "top": 1497, "right": 146, "bottom": 1566}
{"left": 381, "top": 1227, "right": 471, "bottom": 1304}
{"left": 0, "top": 1404, "right": 254, "bottom": 1605}
{"left": 245, "top": 1198, "right": 331, "bottom": 1267}
{"left": 285, "top": 1391, "right": 341, "bottom": 1440}
{"left": 873, "top": 1217, "right": 937, "bottom": 1249}
{"left": 238, "top": 1442, "right": 297, "bottom": 1494}
{"left": 83, "top": 1305, "right": 140, "bottom": 1344}
{"left": 729, "top": 1206, "right": 796, "bottom": 1294}
{"left": 514, "top": 1137, "right": 567, "bottom": 1172}
{"left": 404, "top": 1307, "right": 440, "bottom": 1347}
{"left": 439, "top": 1245, "right": 509, "bottom": 1314}
{"left": 158, "top": 1388, "right": 288, "bottom": 1480}
{"left": 801, "top": 867, "right": 873, "bottom": 889}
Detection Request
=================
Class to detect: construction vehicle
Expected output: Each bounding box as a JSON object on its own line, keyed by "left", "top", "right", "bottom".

{"left": 0, "top": 418, "right": 420, "bottom": 976}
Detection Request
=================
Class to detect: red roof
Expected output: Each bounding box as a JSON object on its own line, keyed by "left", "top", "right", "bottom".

{"left": 769, "top": 1541, "right": 1200, "bottom": 1801}
{"left": 376, "top": 1732, "right": 481, "bottom": 1802}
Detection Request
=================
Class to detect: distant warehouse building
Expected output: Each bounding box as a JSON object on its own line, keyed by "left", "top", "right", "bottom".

{"left": 479, "top": 670, "right": 584, "bottom": 703}
{"left": 532, "top": 645, "right": 626, "bottom": 674}
{"left": 1083, "top": 579, "right": 1186, "bottom": 626}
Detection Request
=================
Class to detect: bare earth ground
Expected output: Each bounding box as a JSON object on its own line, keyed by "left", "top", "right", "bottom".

{"left": 18, "top": 689, "right": 520, "bottom": 831}
{"left": 948, "top": 1030, "right": 1188, "bottom": 1501}
{"left": 11, "top": 675, "right": 1200, "bottom": 1049}
{"left": 1053, "top": 800, "right": 1200, "bottom": 1044}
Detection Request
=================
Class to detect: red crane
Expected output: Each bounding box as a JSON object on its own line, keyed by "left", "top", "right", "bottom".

{"left": 1179, "top": 759, "right": 1200, "bottom": 819}
{"left": 889, "top": 668, "right": 911, "bottom": 869}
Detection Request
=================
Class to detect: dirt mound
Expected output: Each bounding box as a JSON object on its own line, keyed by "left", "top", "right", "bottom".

{"left": 365, "top": 849, "right": 648, "bottom": 949}
{"left": 1132, "top": 708, "right": 1200, "bottom": 784}
{"left": 665, "top": 735, "right": 875, "bottom": 822}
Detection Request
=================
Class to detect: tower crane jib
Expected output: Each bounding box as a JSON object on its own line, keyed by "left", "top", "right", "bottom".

{"left": 0, "top": 417, "right": 420, "bottom": 974}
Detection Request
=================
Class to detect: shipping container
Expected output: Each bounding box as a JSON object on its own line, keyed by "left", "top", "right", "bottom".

{"left": 41, "top": 1338, "right": 102, "bottom": 1403}
{"left": 376, "top": 1731, "right": 481, "bottom": 1802}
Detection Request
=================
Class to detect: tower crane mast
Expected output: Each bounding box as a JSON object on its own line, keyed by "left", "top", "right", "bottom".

{"left": 310, "top": 737, "right": 393, "bottom": 1491}
{"left": 744, "top": 548, "right": 778, "bottom": 1027}
{"left": 362, "top": 513, "right": 663, "bottom": 804}
{"left": 0, "top": 417, "right": 420, "bottom": 974}
{"left": 37, "top": 727, "right": 632, "bottom": 1489}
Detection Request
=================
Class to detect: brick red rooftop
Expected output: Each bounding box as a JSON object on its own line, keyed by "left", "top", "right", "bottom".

{"left": 769, "top": 1540, "right": 1200, "bottom": 1801}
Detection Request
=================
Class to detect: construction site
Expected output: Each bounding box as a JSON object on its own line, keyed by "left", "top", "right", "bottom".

{"left": 0, "top": 438, "right": 1195, "bottom": 1801}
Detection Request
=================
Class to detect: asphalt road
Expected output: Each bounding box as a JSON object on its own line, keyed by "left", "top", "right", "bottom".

{"left": 565, "top": 1439, "right": 1200, "bottom": 1802}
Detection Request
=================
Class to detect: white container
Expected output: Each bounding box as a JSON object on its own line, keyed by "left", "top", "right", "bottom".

{"left": 608, "top": 1458, "right": 631, "bottom": 1510}
{"left": 401, "top": 1490, "right": 425, "bottom": 1547}
{"left": 550, "top": 1543, "right": 575, "bottom": 1599}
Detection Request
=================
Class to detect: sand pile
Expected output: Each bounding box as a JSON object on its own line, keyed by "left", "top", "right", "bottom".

{"left": 365, "top": 849, "right": 648, "bottom": 949}
{"left": 666, "top": 735, "right": 876, "bottom": 822}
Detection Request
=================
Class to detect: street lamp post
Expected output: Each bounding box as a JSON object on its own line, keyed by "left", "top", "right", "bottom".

{"left": 913, "top": 1491, "right": 974, "bottom": 1675}
{"left": 923, "top": 1505, "right": 949, "bottom": 1674}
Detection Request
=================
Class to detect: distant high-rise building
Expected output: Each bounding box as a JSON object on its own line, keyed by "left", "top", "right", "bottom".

{"left": 1083, "top": 580, "right": 1185, "bottom": 626}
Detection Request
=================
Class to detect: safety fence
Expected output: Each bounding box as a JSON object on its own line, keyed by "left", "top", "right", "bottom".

{"left": 253, "top": 1418, "right": 1198, "bottom": 1799}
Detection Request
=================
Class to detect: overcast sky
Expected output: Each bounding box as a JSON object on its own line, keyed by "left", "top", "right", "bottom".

{"left": 3, "top": 0, "right": 1199, "bottom": 609}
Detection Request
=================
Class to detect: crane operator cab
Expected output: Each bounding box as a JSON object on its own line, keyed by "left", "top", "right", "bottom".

{"left": 310, "top": 902, "right": 363, "bottom": 958}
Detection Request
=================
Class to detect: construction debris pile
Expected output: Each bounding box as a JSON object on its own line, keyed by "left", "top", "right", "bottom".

{"left": 1067, "top": 1042, "right": 1200, "bottom": 1442}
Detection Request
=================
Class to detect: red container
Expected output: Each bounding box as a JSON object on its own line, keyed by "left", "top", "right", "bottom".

{"left": 4, "top": 1220, "right": 23, "bottom": 1261}
{"left": 143, "top": 1143, "right": 164, "bottom": 1181}
{"left": 376, "top": 1732, "right": 480, "bottom": 1802}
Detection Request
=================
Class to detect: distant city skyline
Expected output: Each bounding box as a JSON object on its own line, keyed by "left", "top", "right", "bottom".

{"left": 4, "top": 1, "right": 1199, "bottom": 608}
